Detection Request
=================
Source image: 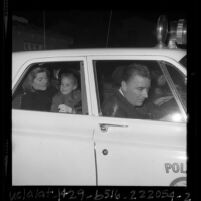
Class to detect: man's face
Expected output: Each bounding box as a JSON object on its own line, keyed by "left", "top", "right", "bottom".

{"left": 122, "top": 75, "right": 151, "bottom": 106}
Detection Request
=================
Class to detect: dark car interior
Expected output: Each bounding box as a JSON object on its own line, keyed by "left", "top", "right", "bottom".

{"left": 12, "top": 61, "right": 84, "bottom": 114}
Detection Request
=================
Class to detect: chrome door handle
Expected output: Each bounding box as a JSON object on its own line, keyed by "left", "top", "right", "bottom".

{"left": 99, "top": 123, "right": 128, "bottom": 132}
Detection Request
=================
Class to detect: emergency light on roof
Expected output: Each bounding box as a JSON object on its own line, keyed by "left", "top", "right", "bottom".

{"left": 156, "top": 15, "right": 168, "bottom": 48}
{"left": 156, "top": 15, "right": 187, "bottom": 48}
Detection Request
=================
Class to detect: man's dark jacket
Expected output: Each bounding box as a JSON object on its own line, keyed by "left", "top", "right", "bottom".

{"left": 102, "top": 90, "right": 152, "bottom": 119}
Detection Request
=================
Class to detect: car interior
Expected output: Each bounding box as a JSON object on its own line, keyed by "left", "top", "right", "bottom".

{"left": 94, "top": 60, "right": 186, "bottom": 122}
{"left": 12, "top": 61, "right": 88, "bottom": 115}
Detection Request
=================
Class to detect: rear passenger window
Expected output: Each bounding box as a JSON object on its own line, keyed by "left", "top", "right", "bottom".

{"left": 12, "top": 61, "right": 88, "bottom": 115}
{"left": 94, "top": 60, "right": 186, "bottom": 122}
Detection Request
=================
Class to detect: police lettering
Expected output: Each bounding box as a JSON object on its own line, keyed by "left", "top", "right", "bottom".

{"left": 165, "top": 163, "right": 186, "bottom": 173}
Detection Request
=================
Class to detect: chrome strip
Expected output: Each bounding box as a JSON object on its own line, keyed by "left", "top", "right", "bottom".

{"left": 93, "top": 131, "right": 98, "bottom": 186}
{"left": 93, "top": 141, "right": 98, "bottom": 186}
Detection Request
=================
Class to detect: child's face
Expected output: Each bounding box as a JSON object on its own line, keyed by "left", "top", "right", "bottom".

{"left": 60, "top": 77, "right": 76, "bottom": 95}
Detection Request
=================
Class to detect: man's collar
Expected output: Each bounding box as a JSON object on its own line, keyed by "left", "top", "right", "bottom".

{"left": 119, "top": 88, "right": 125, "bottom": 97}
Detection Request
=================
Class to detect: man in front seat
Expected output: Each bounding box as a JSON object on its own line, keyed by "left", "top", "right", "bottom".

{"left": 102, "top": 63, "right": 152, "bottom": 119}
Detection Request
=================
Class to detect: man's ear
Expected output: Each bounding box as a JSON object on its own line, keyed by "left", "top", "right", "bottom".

{"left": 121, "top": 81, "right": 127, "bottom": 92}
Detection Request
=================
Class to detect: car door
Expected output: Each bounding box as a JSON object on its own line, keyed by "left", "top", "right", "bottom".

{"left": 87, "top": 55, "right": 187, "bottom": 186}
{"left": 12, "top": 56, "right": 96, "bottom": 185}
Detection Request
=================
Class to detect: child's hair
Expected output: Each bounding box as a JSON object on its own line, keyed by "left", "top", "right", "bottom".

{"left": 60, "top": 73, "right": 78, "bottom": 88}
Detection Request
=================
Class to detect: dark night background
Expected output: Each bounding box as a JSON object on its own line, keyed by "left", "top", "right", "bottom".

{"left": 12, "top": 10, "right": 187, "bottom": 50}
{"left": 1, "top": 4, "right": 199, "bottom": 201}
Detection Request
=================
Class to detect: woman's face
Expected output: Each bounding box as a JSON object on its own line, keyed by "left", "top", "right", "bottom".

{"left": 32, "top": 72, "right": 48, "bottom": 90}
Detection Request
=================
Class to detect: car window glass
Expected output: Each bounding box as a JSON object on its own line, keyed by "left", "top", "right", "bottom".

{"left": 164, "top": 62, "right": 186, "bottom": 109}
{"left": 12, "top": 61, "right": 88, "bottom": 115}
{"left": 94, "top": 60, "right": 186, "bottom": 122}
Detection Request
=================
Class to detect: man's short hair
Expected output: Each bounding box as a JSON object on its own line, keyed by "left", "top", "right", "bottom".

{"left": 122, "top": 63, "right": 151, "bottom": 83}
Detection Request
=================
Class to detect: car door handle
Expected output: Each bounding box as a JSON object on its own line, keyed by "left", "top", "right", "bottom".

{"left": 99, "top": 123, "right": 128, "bottom": 132}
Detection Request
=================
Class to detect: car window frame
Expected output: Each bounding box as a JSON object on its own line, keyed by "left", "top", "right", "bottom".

{"left": 12, "top": 56, "right": 93, "bottom": 116}
{"left": 159, "top": 61, "right": 187, "bottom": 116}
{"left": 87, "top": 55, "right": 187, "bottom": 121}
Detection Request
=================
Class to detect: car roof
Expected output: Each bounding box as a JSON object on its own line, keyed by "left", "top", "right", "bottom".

{"left": 13, "top": 48, "right": 186, "bottom": 60}
{"left": 12, "top": 48, "right": 186, "bottom": 79}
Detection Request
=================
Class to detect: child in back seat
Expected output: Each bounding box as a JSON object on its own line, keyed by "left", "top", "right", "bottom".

{"left": 51, "top": 73, "right": 81, "bottom": 113}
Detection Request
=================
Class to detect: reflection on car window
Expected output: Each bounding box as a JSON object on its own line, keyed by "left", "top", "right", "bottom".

{"left": 12, "top": 61, "right": 88, "bottom": 115}
{"left": 94, "top": 60, "right": 186, "bottom": 122}
{"left": 165, "top": 62, "right": 186, "bottom": 109}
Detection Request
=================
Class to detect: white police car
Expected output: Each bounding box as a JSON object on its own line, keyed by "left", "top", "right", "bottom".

{"left": 12, "top": 16, "right": 187, "bottom": 186}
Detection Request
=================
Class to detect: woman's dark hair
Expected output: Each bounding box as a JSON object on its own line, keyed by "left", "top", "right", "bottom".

{"left": 22, "top": 67, "right": 50, "bottom": 92}
{"left": 122, "top": 63, "right": 151, "bottom": 82}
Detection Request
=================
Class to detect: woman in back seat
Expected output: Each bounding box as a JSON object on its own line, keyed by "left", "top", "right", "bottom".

{"left": 21, "top": 67, "right": 57, "bottom": 111}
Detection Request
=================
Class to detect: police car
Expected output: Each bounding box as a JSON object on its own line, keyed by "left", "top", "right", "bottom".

{"left": 12, "top": 16, "right": 187, "bottom": 186}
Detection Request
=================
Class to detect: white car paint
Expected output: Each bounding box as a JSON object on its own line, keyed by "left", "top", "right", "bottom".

{"left": 12, "top": 110, "right": 97, "bottom": 185}
{"left": 93, "top": 116, "right": 186, "bottom": 186}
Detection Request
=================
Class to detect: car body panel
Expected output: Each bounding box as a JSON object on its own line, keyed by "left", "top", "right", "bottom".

{"left": 12, "top": 110, "right": 96, "bottom": 185}
{"left": 12, "top": 48, "right": 187, "bottom": 186}
{"left": 93, "top": 116, "right": 186, "bottom": 186}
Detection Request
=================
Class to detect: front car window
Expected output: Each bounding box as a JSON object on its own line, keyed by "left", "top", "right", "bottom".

{"left": 94, "top": 60, "right": 186, "bottom": 123}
